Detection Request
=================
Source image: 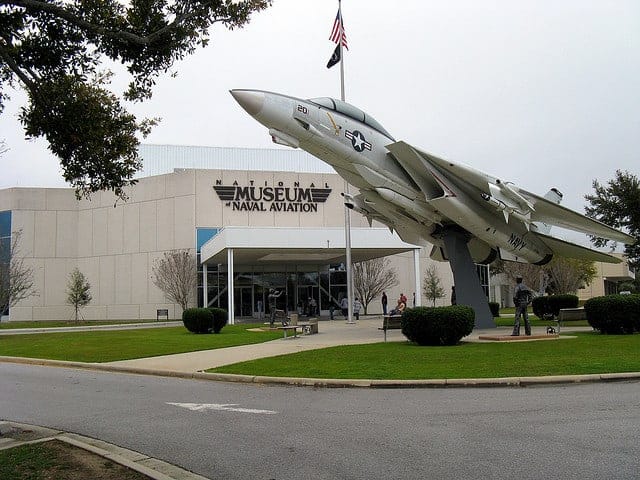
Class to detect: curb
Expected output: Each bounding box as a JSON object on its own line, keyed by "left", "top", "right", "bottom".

{"left": 0, "top": 421, "right": 208, "bottom": 480}
{"left": 2, "top": 355, "right": 640, "bottom": 388}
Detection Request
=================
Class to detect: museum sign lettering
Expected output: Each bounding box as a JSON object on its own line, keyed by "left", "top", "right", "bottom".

{"left": 213, "top": 180, "right": 332, "bottom": 213}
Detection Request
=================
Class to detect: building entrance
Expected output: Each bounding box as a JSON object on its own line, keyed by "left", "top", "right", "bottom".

{"left": 199, "top": 265, "right": 348, "bottom": 320}
{"left": 234, "top": 286, "right": 253, "bottom": 317}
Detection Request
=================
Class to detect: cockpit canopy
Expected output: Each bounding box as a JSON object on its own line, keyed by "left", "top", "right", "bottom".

{"left": 307, "top": 97, "right": 394, "bottom": 140}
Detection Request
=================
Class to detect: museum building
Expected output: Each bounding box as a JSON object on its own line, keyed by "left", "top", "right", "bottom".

{"left": 1, "top": 145, "right": 448, "bottom": 322}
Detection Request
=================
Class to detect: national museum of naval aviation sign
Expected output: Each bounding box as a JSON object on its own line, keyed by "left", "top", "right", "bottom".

{"left": 213, "top": 179, "right": 332, "bottom": 213}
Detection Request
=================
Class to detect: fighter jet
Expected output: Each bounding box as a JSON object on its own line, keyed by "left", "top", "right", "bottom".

{"left": 231, "top": 89, "right": 635, "bottom": 327}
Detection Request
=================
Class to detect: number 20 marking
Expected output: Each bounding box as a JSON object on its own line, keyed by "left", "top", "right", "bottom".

{"left": 297, "top": 104, "right": 308, "bottom": 115}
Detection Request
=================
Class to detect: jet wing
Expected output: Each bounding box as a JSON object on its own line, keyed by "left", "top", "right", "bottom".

{"left": 385, "top": 141, "right": 445, "bottom": 199}
{"left": 387, "top": 141, "right": 500, "bottom": 196}
{"left": 388, "top": 141, "right": 635, "bottom": 246}
{"left": 388, "top": 141, "right": 536, "bottom": 211}
{"left": 520, "top": 188, "right": 635, "bottom": 245}
{"left": 532, "top": 231, "right": 623, "bottom": 264}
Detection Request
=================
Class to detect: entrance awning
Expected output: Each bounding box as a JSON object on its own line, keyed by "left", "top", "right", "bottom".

{"left": 200, "top": 226, "right": 419, "bottom": 266}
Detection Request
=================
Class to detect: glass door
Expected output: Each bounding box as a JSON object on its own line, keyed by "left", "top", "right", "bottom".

{"left": 234, "top": 286, "right": 253, "bottom": 318}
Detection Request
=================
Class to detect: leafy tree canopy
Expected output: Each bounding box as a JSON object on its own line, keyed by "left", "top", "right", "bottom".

{"left": 585, "top": 170, "right": 640, "bottom": 269}
{"left": 0, "top": 0, "right": 271, "bottom": 199}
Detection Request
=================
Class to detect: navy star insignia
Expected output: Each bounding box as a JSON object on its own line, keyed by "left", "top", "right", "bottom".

{"left": 345, "top": 130, "right": 372, "bottom": 152}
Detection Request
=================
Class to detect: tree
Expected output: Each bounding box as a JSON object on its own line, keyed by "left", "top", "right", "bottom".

{"left": 353, "top": 258, "right": 398, "bottom": 314}
{"left": 423, "top": 264, "right": 445, "bottom": 306}
{"left": 493, "top": 257, "right": 597, "bottom": 296}
{"left": 0, "top": 1, "right": 271, "bottom": 200}
{"left": 66, "top": 268, "right": 91, "bottom": 322}
{"left": 492, "top": 260, "right": 549, "bottom": 294}
{"left": 546, "top": 257, "right": 597, "bottom": 294}
{"left": 0, "top": 230, "right": 37, "bottom": 315}
{"left": 617, "top": 281, "right": 637, "bottom": 294}
{"left": 152, "top": 249, "right": 196, "bottom": 312}
{"left": 585, "top": 170, "right": 640, "bottom": 269}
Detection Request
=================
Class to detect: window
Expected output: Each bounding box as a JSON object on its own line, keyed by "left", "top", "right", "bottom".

{"left": 307, "top": 97, "right": 395, "bottom": 140}
{"left": 476, "top": 264, "right": 490, "bottom": 297}
{"left": 0, "top": 211, "right": 11, "bottom": 238}
{"left": 0, "top": 211, "right": 11, "bottom": 315}
{"left": 196, "top": 228, "right": 220, "bottom": 308}
{"left": 196, "top": 228, "right": 219, "bottom": 254}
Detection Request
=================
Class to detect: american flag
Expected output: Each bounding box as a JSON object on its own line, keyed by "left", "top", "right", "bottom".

{"left": 329, "top": 9, "right": 348, "bottom": 50}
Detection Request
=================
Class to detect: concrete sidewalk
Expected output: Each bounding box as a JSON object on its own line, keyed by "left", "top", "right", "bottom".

{"left": 0, "top": 317, "right": 621, "bottom": 387}
{"left": 107, "top": 318, "right": 394, "bottom": 372}
{"left": 105, "top": 318, "right": 588, "bottom": 374}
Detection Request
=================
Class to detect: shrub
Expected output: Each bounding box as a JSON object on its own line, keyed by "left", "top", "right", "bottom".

{"left": 584, "top": 294, "right": 640, "bottom": 334}
{"left": 532, "top": 294, "right": 579, "bottom": 319}
{"left": 547, "top": 294, "right": 579, "bottom": 317}
{"left": 182, "top": 308, "right": 214, "bottom": 334}
{"left": 401, "top": 306, "right": 475, "bottom": 346}
{"left": 532, "top": 296, "right": 550, "bottom": 319}
{"left": 208, "top": 307, "right": 228, "bottom": 334}
{"left": 488, "top": 302, "right": 500, "bottom": 318}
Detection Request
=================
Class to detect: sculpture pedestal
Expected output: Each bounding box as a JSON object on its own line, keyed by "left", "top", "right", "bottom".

{"left": 442, "top": 229, "right": 495, "bottom": 329}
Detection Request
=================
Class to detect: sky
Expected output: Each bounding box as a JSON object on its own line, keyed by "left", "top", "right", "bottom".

{"left": 1, "top": 0, "right": 639, "bottom": 219}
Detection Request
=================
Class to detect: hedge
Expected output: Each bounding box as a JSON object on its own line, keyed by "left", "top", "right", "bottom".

{"left": 532, "top": 294, "right": 579, "bottom": 319}
{"left": 182, "top": 308, "right": 214, "bottom": 334}
{"left": 584, "top": 294, "right": 640, "bottom": 334}
{"left": 208, "top": 307, "right": 229, "bottom": 334}
{"left": 401, "top": 306, "right": 475, "bottom": 346}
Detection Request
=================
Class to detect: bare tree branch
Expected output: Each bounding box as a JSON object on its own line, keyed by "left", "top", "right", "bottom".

{"left": 152, "top": 249, "right": 196, "bottom": 312}
{"left": 0, "top": 229, "right": 38, "bottom": 314}
{"left": 353, "top": 258, "right": 398, "bottom": 314}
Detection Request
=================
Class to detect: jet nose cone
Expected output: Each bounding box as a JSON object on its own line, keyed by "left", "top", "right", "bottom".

{"left": 230, "top": 90, "right": 265, "bottom": 116}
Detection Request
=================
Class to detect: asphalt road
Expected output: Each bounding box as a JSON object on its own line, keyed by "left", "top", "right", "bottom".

{"left": 2, "top": 363, "right": 639, "bottom": 480}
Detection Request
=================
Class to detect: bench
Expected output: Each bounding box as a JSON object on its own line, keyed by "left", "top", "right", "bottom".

{"left": 277, "top": 325, "right": 303, "bottom": 339}
{"left": 548, "top": 307, "right": 587, "bottom": 334}
{"left": 378, "top": 315, "right": 403, "bottom": 342}
{"left": 298, "top": 317, "right": 319, "bottom": 335}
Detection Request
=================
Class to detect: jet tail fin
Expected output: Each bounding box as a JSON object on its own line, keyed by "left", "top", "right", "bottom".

{"left": 535, "top": 188, "right": 564, "bottom": 234}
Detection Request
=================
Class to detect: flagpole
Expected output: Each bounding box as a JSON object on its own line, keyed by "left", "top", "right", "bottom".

{"left": 337, "top": 0, "right": 355, "bottom": 324}
{"left": 339, "top": 0, "right": 346, "bottom": 102}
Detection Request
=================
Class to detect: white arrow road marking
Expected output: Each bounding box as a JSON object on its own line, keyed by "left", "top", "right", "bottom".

{"left": 167, "top": 402, "right": 278, "bottom": 415}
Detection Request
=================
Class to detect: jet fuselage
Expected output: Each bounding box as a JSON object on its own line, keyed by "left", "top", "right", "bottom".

{"left": 230, "top": 89, "right": 632, "bottom": 267}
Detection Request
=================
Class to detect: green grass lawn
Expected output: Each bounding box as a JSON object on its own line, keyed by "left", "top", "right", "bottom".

{"left": 0, "top": 324, "right": 281, "bottom": 362}
{"left": 210, "top": 332, "right": 640, "bottom": 379}
{"left": 0, "top": 319, "right": 160, "bottom": 329}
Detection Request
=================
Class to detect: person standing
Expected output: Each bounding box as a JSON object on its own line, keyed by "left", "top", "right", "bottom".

{"left": 381, "top": 291, "right": 388, "bottom": 316}
{"left": 451, "top": 286, "right": 456, "bottom": 305}
{"left": 257, "top": 299, "right": 264, "bottom": 322}
{"left": 353, "top": 297, "right": 362, "bottom": 320}
{"left": 512, "top": 277, "right": 533, "bottom": 336}
{"left": 340, "top": 296, "right": 349, "bottom": 318}
{"left": 268, "top": 288, "right": 283, "bottom": 328}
